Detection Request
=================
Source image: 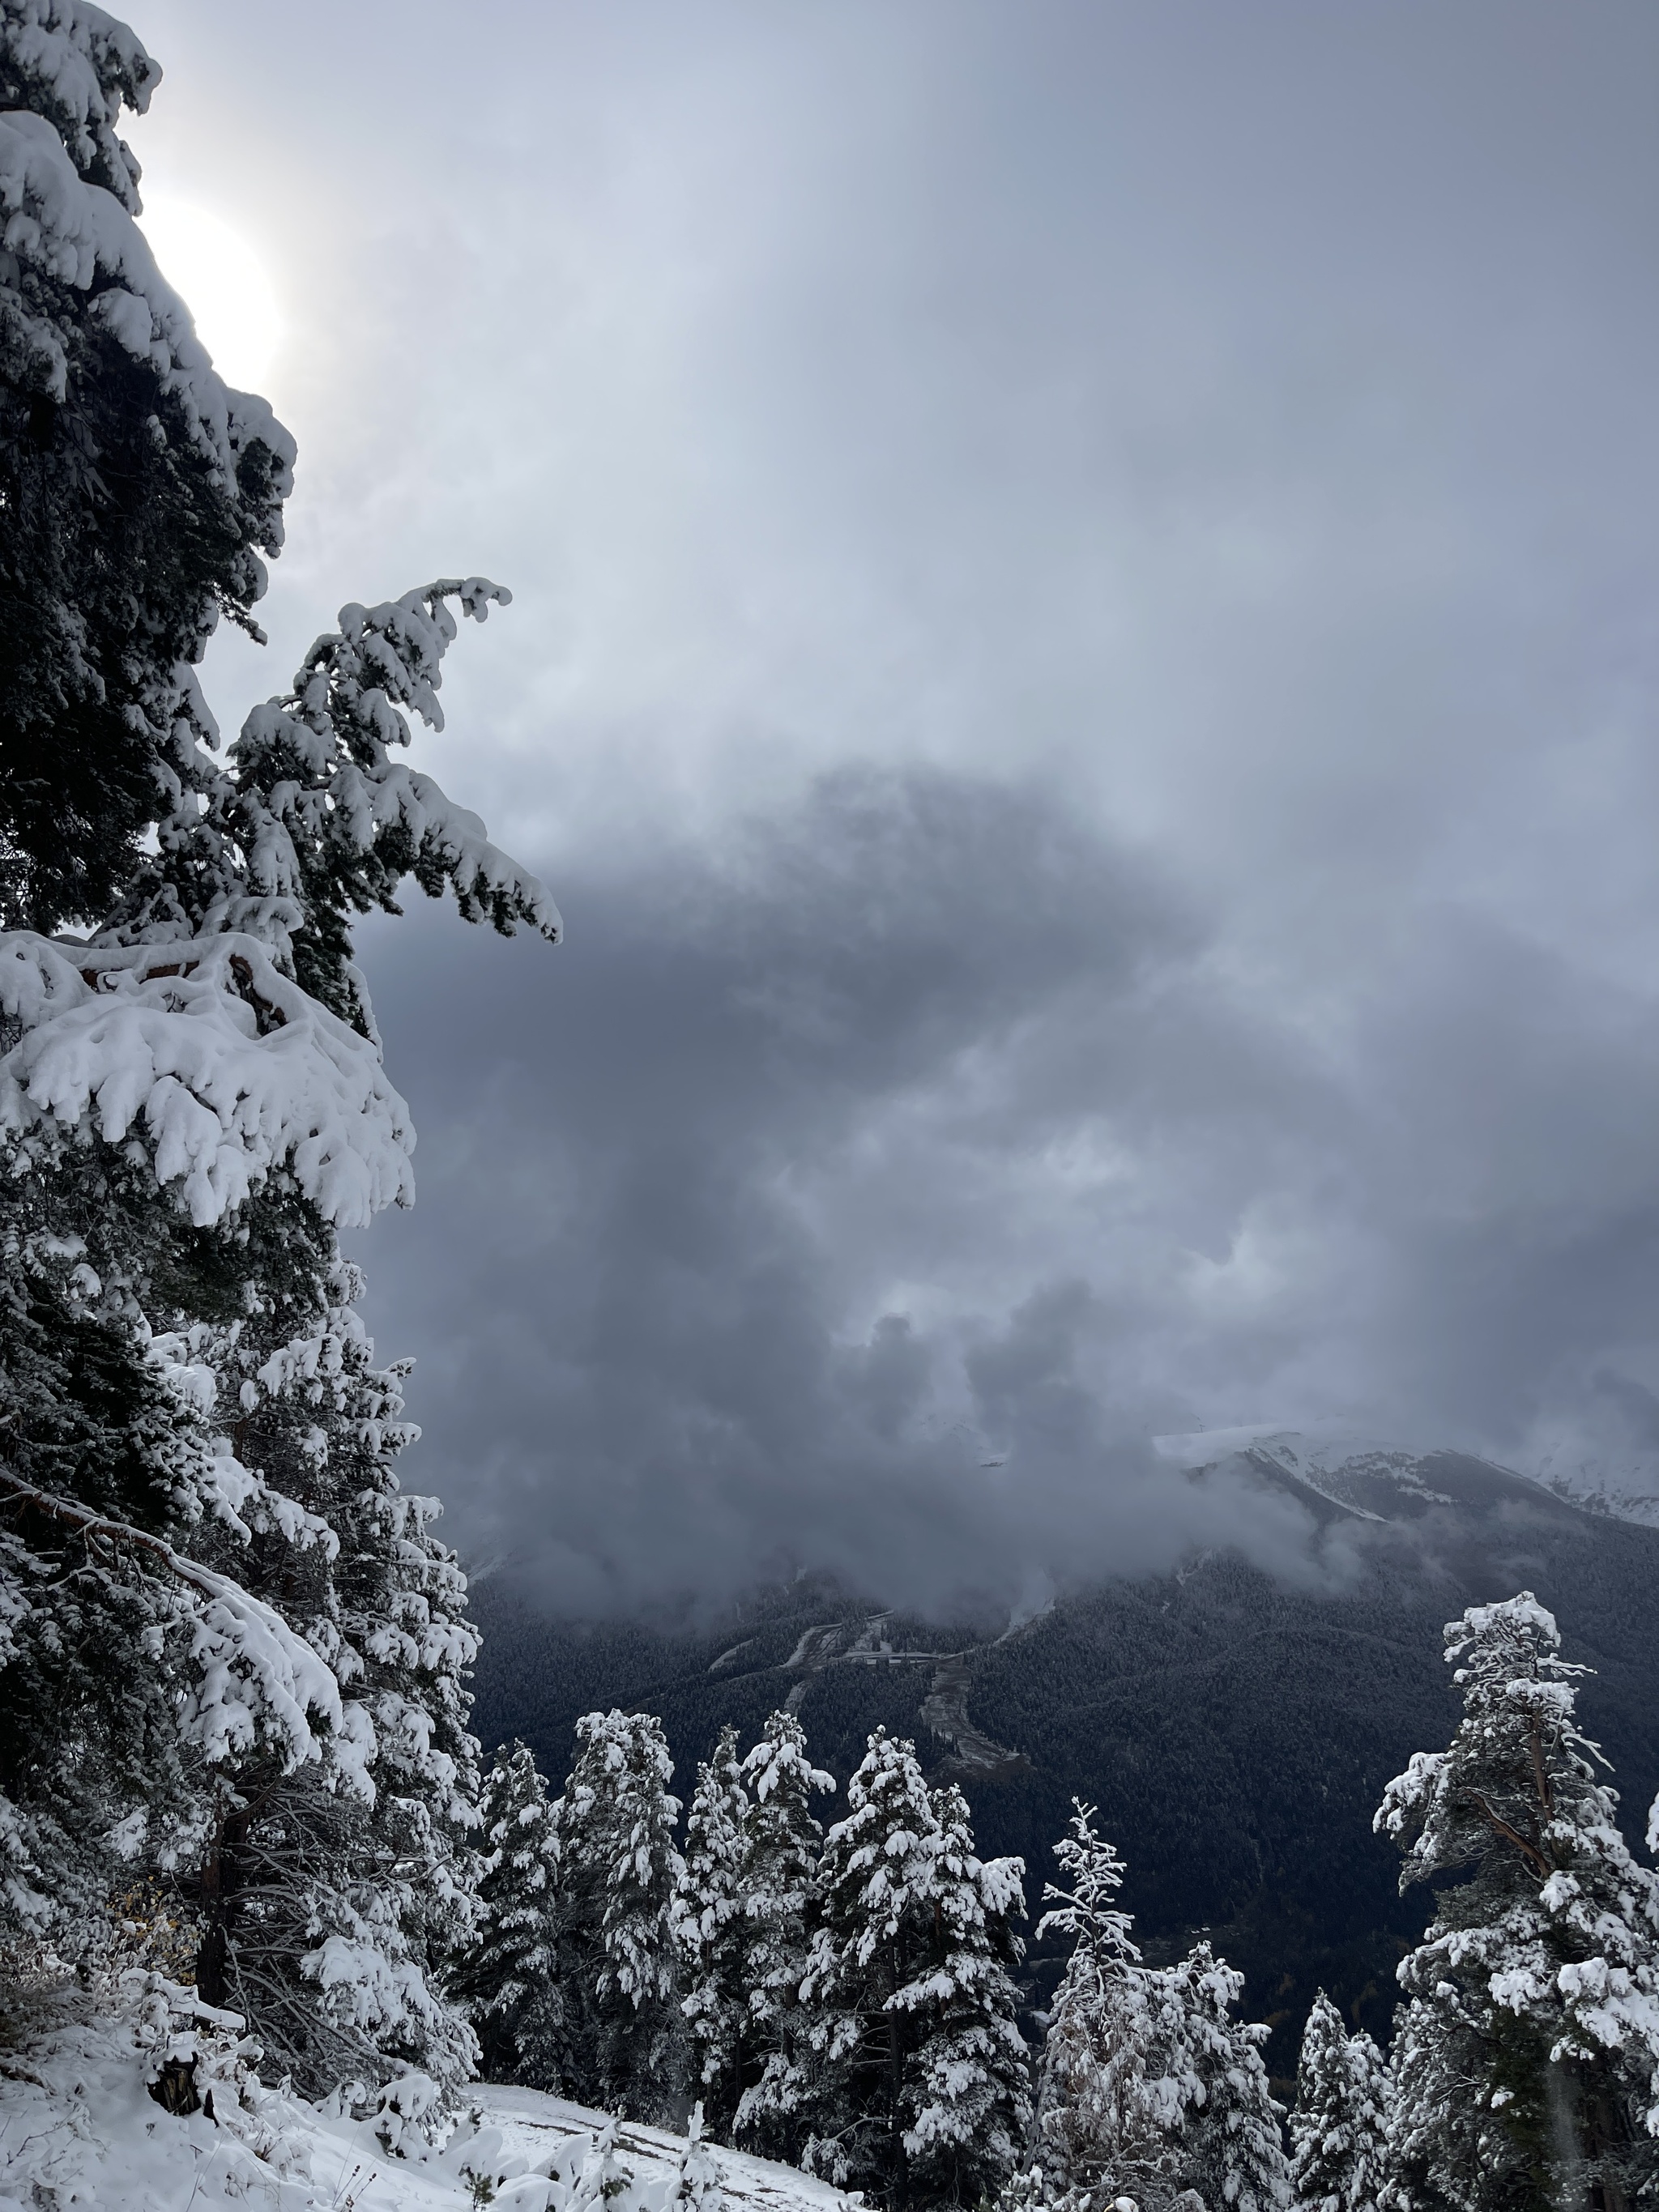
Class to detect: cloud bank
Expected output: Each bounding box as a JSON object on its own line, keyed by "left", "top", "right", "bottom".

{"left": 119, "top": 0, "right": 1659, "bottom": 1609}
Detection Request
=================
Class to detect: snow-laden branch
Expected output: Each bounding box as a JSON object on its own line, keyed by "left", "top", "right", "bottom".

{"left": 232, "top": 580, "right": 561, "bottom": 944}
{"left": 0, "top": 0, "right": 160, "bottom": 212}
{"left": 0, "top": 1460, "right": 341, "bottom": 1767}
{"left": 0, "top": 931, "right": 414, "bottom": 1225}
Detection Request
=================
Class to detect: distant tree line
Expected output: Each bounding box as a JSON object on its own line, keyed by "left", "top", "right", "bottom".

{"left": 457, "top": 1593, "right": 1659, "bottom": 2212}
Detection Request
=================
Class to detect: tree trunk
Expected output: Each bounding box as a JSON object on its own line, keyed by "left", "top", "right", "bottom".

{"left": 194, "top": 1795, "right": 246, "bottom": 2010}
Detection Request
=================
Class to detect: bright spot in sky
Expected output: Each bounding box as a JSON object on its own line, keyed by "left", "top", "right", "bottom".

{"left": 139, "top": 197, "right": 283, "bottom": 390}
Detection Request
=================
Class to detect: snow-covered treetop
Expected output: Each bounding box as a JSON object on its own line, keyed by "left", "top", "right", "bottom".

{"left": 741, "top": 1709, "right": 835, "bottom": 1809}
{"left": 0, "top": 0, "right": 158, "bottom": 212}
{"left": 1444, "top": 1589, "right": 1585, "bottom": 1698}
{"left": 1375, "top": 1591, "right": 1609, "bottom": 1889}
{"left": 569, "top": 1707, "right": 679, "bottom": 1796}
{"left": 1038, "top": 1800, "right": 1141, "bottom": 1972}
{"left": 0, "top": 95, "right": 293, "bottom": 483}
{"left": 817, "top": 1729, "right": 940, "bottom": 1961}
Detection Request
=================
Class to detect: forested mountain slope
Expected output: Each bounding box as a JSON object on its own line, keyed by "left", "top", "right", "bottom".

{"left": 471, "top": 1441, "right": 1659, "bottom": 2084}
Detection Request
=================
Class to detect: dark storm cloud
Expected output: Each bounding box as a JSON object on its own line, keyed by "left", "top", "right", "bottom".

{"left": 351, "top": 768, "right": 1659, "bottom": 1613}
{"left": 353, "top": 769, "right": 1333, "bottom": 1611}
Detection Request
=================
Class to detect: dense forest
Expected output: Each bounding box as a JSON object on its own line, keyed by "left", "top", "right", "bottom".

{"left": 471, "top": 1462, "right": 1659, "bottom": 2079}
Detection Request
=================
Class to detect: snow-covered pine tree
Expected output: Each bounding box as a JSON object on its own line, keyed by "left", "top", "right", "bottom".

{"left": 1289, "top": 1991, "right": 1388, "bottom": 2212}
{"left": 896, "top": 1779, "right": 1030, "bottom": 2210}
{"left": 1030, "top": 1800, "right": 1163, "bottom": 2210}
{"left": 0, "top": 0, "right": 291, "bottom": 935}
{"left": 676, "top": 2103, "right": 727, "bottom": 2212}
{"left": 1376, "top": 1592, "right": 1659, "bottom": 2212}
{"left": 731, "top": 1709, "right": 835, "bottom": 2160}
{"left": 0, "top": 0, "right": 322, "bottom": 1956}
{"left": 575, "top": 2116, "right": 634, "bottom": 2212}
{"left": 162, "top": 1238, "right": 487, "bottom": 2099}
{"left": 798, "top": 1728, "right": 1023, "bottom": 2210}
{"left": 798, "top": 1728, "right": 944, "bottom": 2202}
{"left": 1151, "top": 1941, "right": 1290, "bottom": 2212}
{"left": 450, "top": 1741, "right": 563, "bottom": 2086}
{"left": 1028, "top": 1803, "right": 1285, "bottom": 2212}
{"left": 677, "top": 1726, "right": 752, "bottom": 2137}
{"left": 555, "top": 1709, "right": 685, "bottom": 2121}
{"left": 0, "top": 0, "right": 561, "bottom": 2113}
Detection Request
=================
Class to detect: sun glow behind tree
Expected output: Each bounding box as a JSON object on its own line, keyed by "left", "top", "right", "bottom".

{"left": 139, "top": 194, "right": 283, "bottom": 390}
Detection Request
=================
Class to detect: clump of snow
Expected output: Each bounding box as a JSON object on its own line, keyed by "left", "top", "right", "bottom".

{"left": 0, "top": 930, "right": 416, "bottom": 1226}
{"left": 0, "top": 0, "right": 158, "bottom": 212}
{"left": 0, "top": 1976, "right": 863, "bottom": 2212}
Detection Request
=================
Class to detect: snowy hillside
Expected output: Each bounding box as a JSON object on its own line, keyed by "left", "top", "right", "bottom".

{"left": 0, "top": 1979, "right": 857, "bottom": 2212}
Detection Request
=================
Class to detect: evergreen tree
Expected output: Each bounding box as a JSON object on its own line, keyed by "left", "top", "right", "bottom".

{"left": 1376, "top": 1592, "right": 1659, "bottom": 2212}
{"left": 1290, "top": 1992, "right": 1388, "bottom": 2212}
{"left": 1030, "top": 1800, "right": 1163, "bottom": 2210}
{"left": 799, "top": 1728, "right": 945, "bottom": 2203}
{"left": 898, "top": 1779, "right": 1030, "bottom": 2210}
{"left": 574, "top": 2116, "right": 634, "bottom": 2212}
{"left": 1029, "top": 1805, "right": 1286, "bottom": 2212}
{"left": 676, "top": 2103, "right": 727, "bottom": 2212}
{"left": 451, "top": 1741, "right": 562, "bottom": 2086}
{"left": 677, "top": 1726, "right": 752, "bottom": 2137}
{"left": 731, "top": 1709, "right": 835, "bottom": 2159}
{"left": 0, "top": 0, "right": 561, "bottom": 2114}
{"left": 181, "top": 1247, "right": 486, "bottom": 2096}
{"left": 797, "top": 1728, "right": 1026, "bottom": 2210}
{"left": 556, "top": 1709, "right": 685, "bottom": 2121}
{"left": 1153, "top": 1942, "right": 1290, "bottom": 2212}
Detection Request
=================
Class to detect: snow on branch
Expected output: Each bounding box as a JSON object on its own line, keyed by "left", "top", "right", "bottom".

{"left": 0, "top": 1459, "right": 342, "bottom": 1768}
{"left": 0, "top": 0, "right": 160, "bottom": 211}
{"left": 0, "top": 931, "right": 415, "bottom": 1226}
{"left": 233, "top": 580, "right": 561, "bottom": 944}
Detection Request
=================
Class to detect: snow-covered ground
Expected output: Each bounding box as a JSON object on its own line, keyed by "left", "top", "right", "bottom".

{"left": 0, "top": 1980, "right": 856, "bottom": 2212}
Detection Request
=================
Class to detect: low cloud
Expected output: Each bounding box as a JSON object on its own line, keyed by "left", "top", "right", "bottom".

{"left": 352, "top": 765, "right": 1659, "bottom": 1615}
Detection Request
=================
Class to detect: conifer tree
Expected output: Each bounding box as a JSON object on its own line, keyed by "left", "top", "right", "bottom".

{"left": 556, "top": 1709, "right": 685, "bottom": 2121}
{"left": 1029, "top": 1804, "right": 1286, "bottom": 2212}
{"left": 676, "top": 2103, "right": 728, "bottom": 2212}
{"left": 181, "top": 1249, "right": 487, "bottom": 2096}
{"left": 451, "top": 1741, "right": 563, "bottom": 2086}
{"left": 1030, "top": 1800, "right": 1163, "bottom": 2210}
{"left": 1376, "top": 1592, "right": 1659, "bottom": 2212}
{"left": 1290, "top": 1992, "right": 1388, "bottom": 2212}
{"left": 898, "top": 1779, "right": 1030, "bottom": 2210}
{"left": 798, "top": 1728, "right": 1027, "bottom": 2210}
{"left": 0, "top": 0, "right": 561, "bottom": 2112}
{"left": 800, "top": 1729, "right": 945, "bottom": 2202}
{"left": 731, "top": 1710, "right": 835, "bottom": 2159}
{"left": 678, "top": 1726, "right": 752, "bottom": 2137}
{"left": 574, "top": 2117, "right": 634, "bottom": 2212}
{"left": 1153, "top": 1941, "right": 1290, "bottom": 2212}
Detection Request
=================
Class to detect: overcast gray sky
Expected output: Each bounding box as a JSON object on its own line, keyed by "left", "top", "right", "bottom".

{"left": 128, "top": 2, "right": 1659, "bottom": 1611}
